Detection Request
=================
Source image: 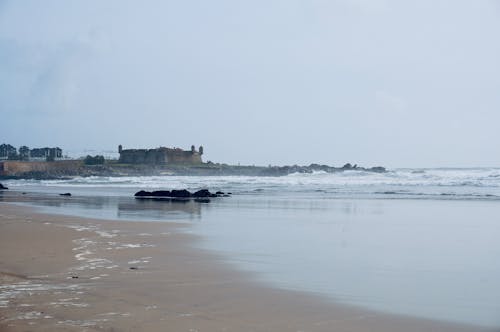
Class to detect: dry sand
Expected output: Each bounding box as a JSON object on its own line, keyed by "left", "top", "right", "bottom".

{"left": 0, "top": 202, "right": 495, "bottom": 332}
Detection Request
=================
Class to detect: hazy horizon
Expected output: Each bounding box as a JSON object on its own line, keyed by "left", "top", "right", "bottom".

{"left": 1, "top": 0, "right": 499, "bottom": 168}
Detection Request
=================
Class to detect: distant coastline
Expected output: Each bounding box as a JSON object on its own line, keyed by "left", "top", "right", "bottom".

{"left": 0, "top": 159, "right": 386, "bottom": 180}
{"left": 0, "top": 143, "right": 385, "bottom": 179}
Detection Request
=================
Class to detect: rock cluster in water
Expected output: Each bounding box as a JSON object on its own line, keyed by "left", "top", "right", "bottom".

{"left": 134, "top": 189, "right": 231, "bottom": 201}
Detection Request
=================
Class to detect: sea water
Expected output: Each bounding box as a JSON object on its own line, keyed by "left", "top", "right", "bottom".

{"left": 1, "top": 168, "right": 500, "bottom": 327}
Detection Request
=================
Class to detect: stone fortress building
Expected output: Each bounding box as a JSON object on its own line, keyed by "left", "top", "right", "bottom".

{"left": 118, "top": 145, "right": 203, "bottom": 164}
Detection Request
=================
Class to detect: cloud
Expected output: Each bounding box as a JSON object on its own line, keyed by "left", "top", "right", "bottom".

{"left": 0, "top": 39, "right": 88, "bottom": 116}
{"left": 1, "top": 1, "right": 499, "bottom": 166}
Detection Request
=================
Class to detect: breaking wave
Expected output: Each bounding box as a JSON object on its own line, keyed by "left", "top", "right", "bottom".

{"left": 4, "top": 168, "right": 500, "bottom": 200}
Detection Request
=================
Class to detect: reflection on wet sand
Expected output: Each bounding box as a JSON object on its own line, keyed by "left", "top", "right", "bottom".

{"left": 118, "top": 200, "right": 201, "bottom": 220}
{"left": 0, "top": 190, "right": 203, "bottom": 222}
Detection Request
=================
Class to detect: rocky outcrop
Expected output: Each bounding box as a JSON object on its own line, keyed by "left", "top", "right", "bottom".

{"left": 1, "top": 160, "right": 386, "bottom": 179}
{"left": 0, "top": 183, "right": 8, "bottom": 190}
{"left": 134, "top": 190, "right": 153, "bottom": 197}
{"left": 170, "top": 189, "right": 192, "bottom": 198}
{"left": 192, "top": 189, "right": 217, "bottom": 198}
{"left": 255, "top": 164, "right": 386, "bottom": 176}
{"left": 134, "top": 189, "right": 229, "bottom": 200}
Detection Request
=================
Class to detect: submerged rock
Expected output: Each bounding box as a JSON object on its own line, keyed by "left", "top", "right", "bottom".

{"left": 193, "top": 189, "right": 211, "bottom": 197}
{"left": 134, "top": 188, "right": 231, "bottom": 201}
{"left": 170, "top": 189, "right": 191, "bottom": 198}
{"left": 135, "top": 190, "right": 153, "bottom": 197}
{"left": 370, "top": 166, "right": 386, "bottom": 173}
{"left": 0, "top": 183, "right": 8, "bottom": 190}
{"left": 151, "top": 190, "right": 171, "bottom": 197}
{"left": 342, "top": 163, "right": 353, "bottom": 170}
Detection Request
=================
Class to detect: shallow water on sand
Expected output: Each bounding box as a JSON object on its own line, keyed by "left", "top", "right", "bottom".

{"left": 2, "top": 170, "right": 500, "bottom": 327}
{"left": 195, "top": 197, "right": 500, "bottom": 328}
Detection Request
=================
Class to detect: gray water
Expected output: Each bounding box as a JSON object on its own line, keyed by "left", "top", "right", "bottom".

{"left": 1, "top": 168, "right": 500, "bottom": 327}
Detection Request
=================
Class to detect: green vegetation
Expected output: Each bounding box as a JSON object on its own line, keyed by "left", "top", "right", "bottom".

{"left": 83, "top": 155, "right": 105, "bottom": 165}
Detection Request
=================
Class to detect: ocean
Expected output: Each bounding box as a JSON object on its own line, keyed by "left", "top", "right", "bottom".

{"left": 1, "top": 168, "right": 500, "bottom": 327}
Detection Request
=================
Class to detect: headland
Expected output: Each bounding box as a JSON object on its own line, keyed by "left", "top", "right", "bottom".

{"left": 0, "top": 143, "right": 386, "bottom": 179}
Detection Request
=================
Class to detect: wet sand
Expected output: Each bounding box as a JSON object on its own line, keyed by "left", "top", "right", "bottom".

{"left": 0, "top": 202, "right": 495, "bottom": 332}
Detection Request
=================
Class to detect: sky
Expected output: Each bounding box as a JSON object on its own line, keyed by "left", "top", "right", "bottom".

{"left": 1, "top": 0, "right": 499, "bottom": 168}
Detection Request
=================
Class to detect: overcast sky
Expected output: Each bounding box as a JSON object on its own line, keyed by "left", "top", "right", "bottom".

{"left": 1, "top": 0, "right": 499, "bottom": 167}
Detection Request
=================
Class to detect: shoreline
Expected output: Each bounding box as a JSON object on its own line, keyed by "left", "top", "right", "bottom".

{"left": 0, "top": 202, "right": 495, "bottom": 331}
{"left": 0, "top": 160, "right": 386, "bottom": 179}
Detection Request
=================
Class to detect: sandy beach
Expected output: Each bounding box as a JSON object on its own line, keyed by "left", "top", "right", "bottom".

{"left": 0, "top": 202, "right": 495, "bottom": 332}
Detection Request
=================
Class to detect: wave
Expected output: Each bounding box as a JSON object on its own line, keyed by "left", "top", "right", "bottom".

{"left": 4, "top": 168, "right": 500, "bottom": 200}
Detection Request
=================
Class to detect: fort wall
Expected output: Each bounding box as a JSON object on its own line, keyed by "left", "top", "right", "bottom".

{"left": 0, "top": 160, "right": 82, "bottom": 177}
{"left": 118, "top": 146, "right": 202, "bottom": 165}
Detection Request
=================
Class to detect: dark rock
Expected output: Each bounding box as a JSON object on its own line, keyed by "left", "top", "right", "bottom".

{"left": 150, "top": 190, "right": 171, "bottom": 197}
{"left": 135, "top": 190, "right": 153, "bottom": 197}
{"left": 71, "top": 276, "right": 79, "bottom": 279}
{"left": 134, "top": 188, "right": 232, "bottom": 201}
{"left": 59, "top": 193, "right": 71, "bottom": 196}
{"left": 193, "top": 189, "right": 211, "bottom": 197}
{"left": 170, "top": 189, "right": 191, "bottom": 198}
{"left": 342, "top": 163, "right": 353, "bottom": 170}
{"left": 129, "top": 266, "right": 138, "bottom": 270}
{"left": 0, "top": 183, "right": 8, "bottom": 190}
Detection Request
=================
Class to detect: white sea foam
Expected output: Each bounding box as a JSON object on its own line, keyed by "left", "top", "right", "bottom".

{"left": 117, "top": 243, "right": 155, "bottom": 249}
{"left": 0, "top": 282, "right": 82, "bottom": 310}
{"left": 98, "top": 312, "right": 131, "bottom": 317}
{"left": 11, "top": 311, "right": 42, "bottom": 320}
{"left": 4, "top": 168, "right": 500, "bottom": 200}
{"left": 128, "top": 258, "right": 150, "bottom": 265}
{"left": 67, "top": 225, "right": 97, "bottom": 232}
{"left": 49, "top": 300, "right": 89, "bottom": 308}
{"left": 57, "top": 318, "right": 109, "bottom": 327}
{"left": 95, "top": 230, "right": 116, "bottom": 238}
